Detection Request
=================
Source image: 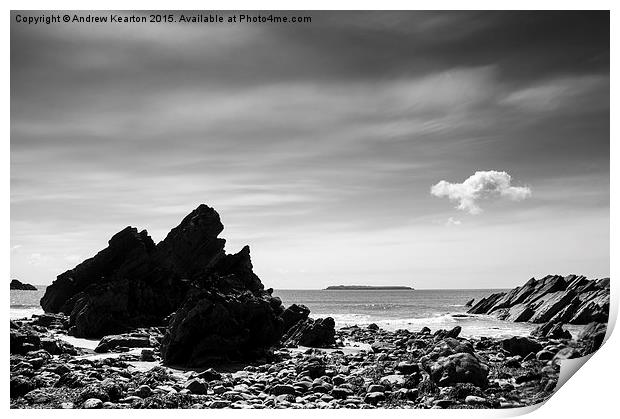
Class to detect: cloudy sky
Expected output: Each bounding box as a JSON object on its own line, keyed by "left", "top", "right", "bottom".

{"left": 11, "top": 11, "right": 609, "bottom": 289}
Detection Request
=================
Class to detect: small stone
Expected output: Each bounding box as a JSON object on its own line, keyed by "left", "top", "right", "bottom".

{"left": 211, "top": 400, "right": 231, "bottom": 408}
{"left": 367, "top": 384, "right": 385, "bottom": 393}
{"left": 273, "top": 384, "right": 296, "bottom": 396}
{"left": 184, "top": 378, "right": 209, "bottom": 395}
{"left": 83, "top": 398, "right": 103, "bottom": 409}
{"left": 331, "top": 387, "right": 353, "bottom": 399}
{"left": 136, "top": 384, "right": 152, "bottom": 398}
{"left": 465, "top": 395, "right": 486, "bottom": 405}
{"left": 395, "top": 362, "right": 419, "bottom": 374}
{"left": 433, "top": 399, "right": 453, "bottom": 408}
{"left": 364, "top": 392, "right": 385, "bottom": 405}
{"left": 536, "top": 350, "right": 555, "bottom": 361}
{"left": 140, "top": 349, "right": 156, "bottom": 362}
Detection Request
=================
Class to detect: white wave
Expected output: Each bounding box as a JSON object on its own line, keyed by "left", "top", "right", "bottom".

{"left": 323, "top": 312, "right": 538, "bottom": 338}
{"left": 10, "top": 307, "right": 43, "bottom": 320}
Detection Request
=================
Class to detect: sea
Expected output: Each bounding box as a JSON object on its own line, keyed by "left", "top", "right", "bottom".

{"left": 10, "top": 287, "right": 585, "bottom": 339}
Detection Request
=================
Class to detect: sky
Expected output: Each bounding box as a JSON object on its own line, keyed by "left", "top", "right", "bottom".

{"left": 10, "top": 11, "right": 609, "bottom": 289}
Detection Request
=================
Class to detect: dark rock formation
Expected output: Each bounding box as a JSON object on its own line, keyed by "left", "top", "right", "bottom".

{"left": 39, "top": 205, "right": 284, "bottom": 343}
{"left": 94, "top": 334, "right": 155, "bottom": 353}
{"left": 10, "top": 326, "right": 78, "bottom": 356}
{"left": 468, "top": 274, "right": 609, "bottom": 325}
{"left": 280, "top": 304, "right": 310, "bottom": 332}
{"left": 10, "top": 279, "right": 37, "bottom": 291}
{"left": 501, "top": 336, "right": 543, "bottom": 357}
{"left": 160, "top": 289, "right": 283, "bottom": 366}
{"left": 428, "top": 353, "right": 489, "bottom": 388}
{"left": 530, "top": 321, "right": 572, "bottom": 340}
{"left": 578, "top": 322, "right": 607, "bottom": 354}
{"left": 464, "top": 299, "right": 475, "bottom": 307}
{"left": 281, "top": 317, "right": 336, "bottom": 348}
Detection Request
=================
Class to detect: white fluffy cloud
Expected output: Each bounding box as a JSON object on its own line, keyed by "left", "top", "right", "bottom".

{"left": 431, "top": 170, "right": 531, "bottom": 214}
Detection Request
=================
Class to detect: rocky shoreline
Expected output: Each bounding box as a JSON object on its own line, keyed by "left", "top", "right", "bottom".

{"left": 10, "top": 279, "right": 37, "bottom": 291}
{"left": 9, "top": 204, "right": 611, "bottom": 409}
{"left": 10, "top": 312, "right": 607, "bottom": 409}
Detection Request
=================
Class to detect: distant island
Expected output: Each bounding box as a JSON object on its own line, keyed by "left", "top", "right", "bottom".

{"left": 10, "top": 279, "right": 37, "bottom": 291}
{"left": 324, "top": 285, "right": 414, "bottom": 290}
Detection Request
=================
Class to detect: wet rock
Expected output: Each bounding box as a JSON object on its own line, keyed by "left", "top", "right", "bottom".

{"left": 468, "top": 275, "right": 609, "bottom": 326}
{"left": 161, "top": 289, "right": 283, "bottom": 366}
{"left": 77, "top": 384, "right": 110, "bottom": 403}
{"left": 83, "top": 398, "right": 104, "bottom": 409}
{"left": 367, "top": 384, "right": 385, "bottom": 393}
{"left": 140, "top": 349, "right": 156, "bottom": 361}
{"left": 578, "top": 322, "right": 607, "bottom": 354}
{"left": 395, "top": 362, "right": 419, "bottom": 375}
{"left": 280, "top": 304, "right": 310, "bottom": 332}
{"left": 272, "top": 384, "right": 296, "bottom": 396}
{"left": 371, "top": 341, "right": 395, "bottom": 353}
{"left": 536, "top": 350, "right": 554, "bottom": 361}
{"left": 40, "top": 205, "right": 279, "bottom": 346}
{"left": 95, "top": 334, "right": 152, "bottom": 353}
{"left": 428, "top": 353, "right": 489, "bottom": 388}
{"left": 553, "top": 347, "right": 582, "bottom": 362}
{"left": 196, "top": 368, "right": 222, "bottom": 381}
{"left": 501, "top": 336, "right": 543, "bottom": 357}
{"left": 184, "top": 378, "right": 209, "bottom": 395}
{"left": 281, "top": 317, "right": 336, "bottom": 348}
{"left": 136, "top": 385, "right": 153, "bottom": 398}
{"left": 465, "top": 395, "right": 487, "bottom": 405}
{"left": 330, "top": 387, "right": 353, "bottom": 399}
{"left": 10, "top": 330, "right": 41, "bottom": 355}
{"left": 515, "top": 371, "right": 542, "bottom": 384}
{"left": 10, "top": 376, "right": 34, "bottom": 398}
{"left": 364, "top": 392, "right": 385, "bottom": 405}
{"left": 531, "top": 321, "right": 572, "bottom": 339}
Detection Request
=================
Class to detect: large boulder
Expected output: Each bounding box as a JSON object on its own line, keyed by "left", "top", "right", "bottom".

{"left": 160, "top": 290, "right": 283, "bottom": 366}
{"left": 578, "top": 322, "right": 607, "bottom": 354}
{"left": 94, "top": 334, "right": 153, "bottom": 353}
{"left": 501, "top": 336, "right": 543, "bottom": 357}
{"left": 39, "top": 205, "right": 281, "bottom": 340}
{"left": 281, "top": 317, "right": 336, "bottom": 348}
{"left": 280, "top": 304, "right": 311, "bottom": 331}
{"left": 530, "top": 321, "right": 572, "bottom": 339}
{"left": 468, "top": 275, "right": 610, "bottom": 326}
{"left": 428, "top": 353, "right": 489, "bottom": 388}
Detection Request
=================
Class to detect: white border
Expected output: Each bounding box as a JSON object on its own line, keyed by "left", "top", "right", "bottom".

{"left": 3, "top": 2, "right": 616, "bottom": 418}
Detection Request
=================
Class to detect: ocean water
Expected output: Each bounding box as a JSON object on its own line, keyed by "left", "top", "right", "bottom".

{"left": 10, "top": 287, "right": 45, "bottom": 320}
{"left": 10, "top": 287, "right": 584, "bottom": 339}
{"left": 273, "top": 289, "right": 585, "bottom": 338}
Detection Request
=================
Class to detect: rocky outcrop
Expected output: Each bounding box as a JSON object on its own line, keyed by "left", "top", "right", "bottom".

{"left": 468, "top": 274, "right": 609, "bottom": 325}
{"left": 280, "top": 304, "right": 310, "bottom": 331}
{"left": 530, "top": 321, "right": 572, "bottom": 340}
{"left": 10, "top": 279, "right": 37, "bottom": 291}
{"left": 281, "top": 317, "right": 336, "bottom": 348}
{"left": 500, "top": 336, "right": 543, "bottom": 357}
{"left": 578, "top": 322, "right": 607, "bottom": 354}
{"left": 39, "top": 205, "right": 286, "bottom": 365}
{"left": 427, "top": 353, "right": 489, "bottom": 388}
{"left": 160, "top": 289, "right": 284, "bottom": 366}
{"left": 95, "top": 333, "right": 158, "bottom": 353}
